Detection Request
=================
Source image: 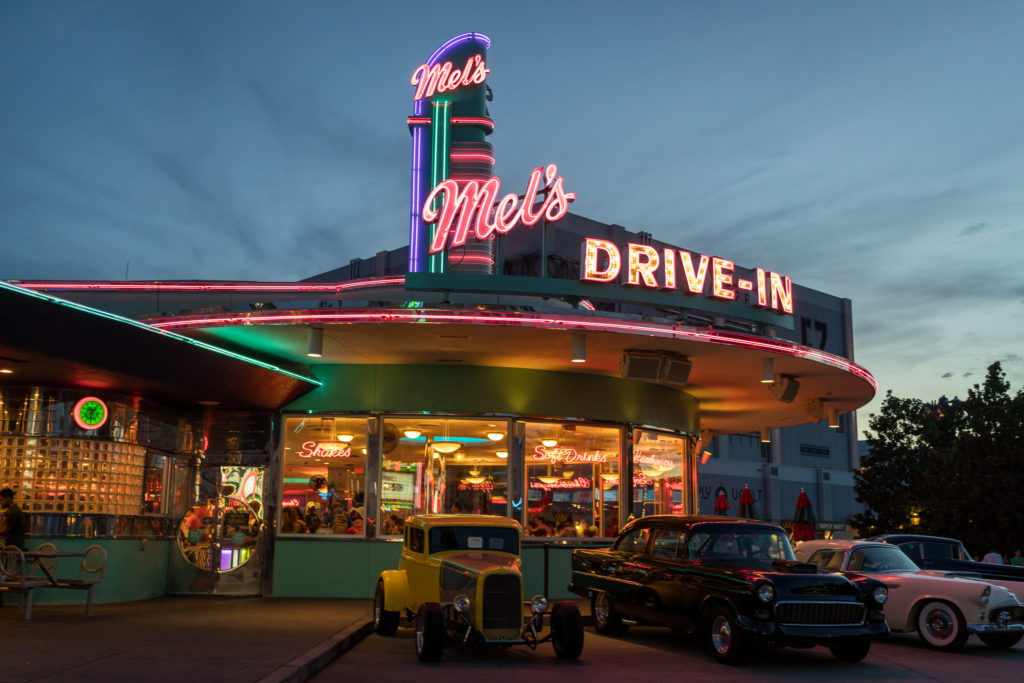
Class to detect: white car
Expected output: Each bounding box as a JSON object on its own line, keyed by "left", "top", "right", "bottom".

{"left": 796, "top": 539, "right": 1024, "bottom": 651}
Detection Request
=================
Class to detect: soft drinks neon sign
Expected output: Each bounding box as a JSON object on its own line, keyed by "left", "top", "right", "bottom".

{"left": 298, "top": 441, "right": 352, "bottom": 459}
{"left": 532, "top": 445, "right": 611, "bottom": 463}
{"left": 411, "top": 54, "right": 489, "bottom": 101}
{"left": 582, "top": 238, "right": 794, "bottom": 314}
{"left": 422, "top": 164, "right": 576, "bottom": 254}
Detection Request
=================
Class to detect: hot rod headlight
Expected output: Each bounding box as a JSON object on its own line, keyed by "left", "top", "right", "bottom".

{"left": 872, "top": 585, "right": 888, "bottom": 605}
{"left": 757, "top": 583, "right": 776, "bottom": 603}
{"left": 530, "top": 595, "right": 549, "bottom": 613}
{"left": 454, "top": 595, "right": 471, "bottom": 613}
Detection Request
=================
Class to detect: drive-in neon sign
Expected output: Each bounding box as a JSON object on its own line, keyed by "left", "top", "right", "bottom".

{"left": 423, "top": 163, "right": 575, "bottom": 253}
{"left": 582, "top": 238, "right": 794, "bottom": 314}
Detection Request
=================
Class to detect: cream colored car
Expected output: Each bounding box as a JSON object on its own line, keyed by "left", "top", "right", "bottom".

{"left": 796, "top": 539, "right": 1024, "bottom": 651}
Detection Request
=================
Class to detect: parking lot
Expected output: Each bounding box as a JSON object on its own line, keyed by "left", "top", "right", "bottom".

{"left": 312, "top": 622, "right": 1024, "bottom": 682}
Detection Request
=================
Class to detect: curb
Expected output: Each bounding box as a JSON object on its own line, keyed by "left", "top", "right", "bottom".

{"left": 257, "top": 616, "right": 376, "bottom": 683}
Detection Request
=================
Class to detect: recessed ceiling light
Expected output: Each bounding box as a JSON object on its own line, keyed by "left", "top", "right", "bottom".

{"left": 0, "top": 369, "right": 13, "bottom": 374}
{"left": 198, "top": 400, "right": 219, "bottom": 406}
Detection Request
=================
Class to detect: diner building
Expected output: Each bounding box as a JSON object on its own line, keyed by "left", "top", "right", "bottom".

{"left": 0, "top": 33, "right": 875, "bottom": 603}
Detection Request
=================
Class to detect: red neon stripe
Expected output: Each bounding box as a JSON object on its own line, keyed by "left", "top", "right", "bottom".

{"left": 407, "top": 116, "right": 494, "bottom": 132}
{"left": 10, "top": 276, "right": 406, "bottom": 294}
{"left": 450, "top": 152, "right": 495, "bottom": 164}
{"left": 142, "top": 308, "right": 876, "bottom": 391}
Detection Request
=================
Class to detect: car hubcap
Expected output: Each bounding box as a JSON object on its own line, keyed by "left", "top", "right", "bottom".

{"left": 711, "top": 615, "right": 732, "bottom": 654}
{"left": 415, "top": 624, "right": 424, "bottom": 652}
{"left": 595, "top": 594, "right": 609, "bottom": 625}
{"left": 926, "top": 609, "right": 953, "bottom": 640}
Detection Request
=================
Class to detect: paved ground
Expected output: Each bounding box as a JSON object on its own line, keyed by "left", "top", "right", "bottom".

{"left": 4, "top": 595, "right": 1024, "bottom": 682}
{"left": 0, "top": 596, "right": 373, "bottom": 683}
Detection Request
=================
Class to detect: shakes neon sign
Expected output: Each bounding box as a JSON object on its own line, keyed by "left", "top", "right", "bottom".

{"left": 423, "top": 163, "right": 576, "bottom": 253}
{"left": 411, "top": 53, "right": 489, "bottom": 101}
{"left": 299, "top": 442, "right": 352, "bottom": 459}
{"left": 582, "top": 238, "right": 794, "bottom": 314}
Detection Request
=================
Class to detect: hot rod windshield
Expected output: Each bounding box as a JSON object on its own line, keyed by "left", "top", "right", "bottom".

{"left": 686, "top": 527, "right": 796, "bottom": 562}
{"left": 429, "top": 526, "right": 521, "bottom": 555}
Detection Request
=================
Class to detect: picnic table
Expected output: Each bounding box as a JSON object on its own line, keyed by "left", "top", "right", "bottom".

{"left": 0, "top": 543, "right": 107, "bottom": 620}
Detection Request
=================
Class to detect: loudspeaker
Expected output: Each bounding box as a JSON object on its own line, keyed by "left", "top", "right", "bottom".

{"left": 659, "top": 353, "right": 692, "bottom": 386}
{"left": 620, "top": 351, "right": 662, "bottom": 381}
{"left": 770, "top": 374, "right": 800, "bottom": 403}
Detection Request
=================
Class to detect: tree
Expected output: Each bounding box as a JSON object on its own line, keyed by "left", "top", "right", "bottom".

{"left": 853, "top": 362, "right": 1024, "bottom": 557}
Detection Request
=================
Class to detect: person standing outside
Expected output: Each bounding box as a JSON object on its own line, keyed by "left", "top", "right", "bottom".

{"left": 982, "top": 548, "right": 1005, "bottom": 564}
{"left": 0, "top": 487, "right": 27, "bottom": 549}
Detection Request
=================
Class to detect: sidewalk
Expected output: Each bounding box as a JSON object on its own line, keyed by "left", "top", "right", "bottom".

{"left": 0, "top": 596, "right": 374, "bottom": 683}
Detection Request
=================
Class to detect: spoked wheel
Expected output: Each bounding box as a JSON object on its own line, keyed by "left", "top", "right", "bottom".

{"left": 916, "top": 601, "right": 969, "bottom": 651}
{"left": 707, "top": 605, "right": 747, "bottom": 665}
{"left": 591, "top": 591, "right": 629, "bottom": 636}
{"left": 979, "top": 632, "right": 1023, "bottom": 649}
{"left": 829, "top": 637, "right": 872, "bottom": 662}
{"left": 415, "top": 602, "right": 445, "bottom": 663}
{"left": 373, "top": 580, "right": 400, "bottom": 635}
{"left": 550, "top": 601, "right": 584, "bottom": 660}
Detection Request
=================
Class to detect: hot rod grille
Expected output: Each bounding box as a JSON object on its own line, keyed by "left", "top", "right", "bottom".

{"left": 775, "top": 601, "right": 865, "bottom": 626}
{"left": 482, "top": 573, "right": 521, "bottom": 630}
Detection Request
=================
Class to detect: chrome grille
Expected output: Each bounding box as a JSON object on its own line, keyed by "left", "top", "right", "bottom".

{"left": 482, "top": 573, "right": 521, "bottom": 630}
{"left": 990, "top": 606, "right": 1024, "bottom": 623}
{"left": 775, "top": 601, "right": 865, "bottom": 626}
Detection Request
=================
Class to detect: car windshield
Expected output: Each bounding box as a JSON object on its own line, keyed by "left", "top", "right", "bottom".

{"left": 428, "top": 526, "right": 520, "bottom": 554}
{"left": 686, "top": 527, "right": 795, "bottom": 561}
{"left": 848, "top": 546, "right": 920, "bottom": 572}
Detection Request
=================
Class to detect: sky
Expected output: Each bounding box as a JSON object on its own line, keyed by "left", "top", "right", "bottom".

{"left": 2, "top": 1, "right": 1023, "bottom": 427}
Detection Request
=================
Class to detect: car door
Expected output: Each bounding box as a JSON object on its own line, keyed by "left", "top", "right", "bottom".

{"left": 595, "top": 526, "right": 651, "bottom": 619}
{"left": 638, "top": 526, "right": 689, "bottom": 629}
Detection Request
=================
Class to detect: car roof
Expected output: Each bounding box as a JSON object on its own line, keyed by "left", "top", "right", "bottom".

{"left": 623, "top": 514, "right": 786, "bottom": 534}
{"left": 799, "top": 539, "right": 893, "bottom": 550}
{"left": 872, "top": 534, "right": 962, "bottom": 544}
{"left": 406, "top": 514, "right": 522, "bottom": 530}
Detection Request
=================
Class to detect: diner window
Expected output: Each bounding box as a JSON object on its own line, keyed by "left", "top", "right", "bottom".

{"left": 379, "top": 418, "right": 510, "bottom": 535}
{"left": 632, "top": 430, "right": 687, "bottom": 519}
{"left": 523, "top": 422, "right": 621, "bottom": 538}
{"left": 281, "top": 416, "right": 369, "bottom": 535}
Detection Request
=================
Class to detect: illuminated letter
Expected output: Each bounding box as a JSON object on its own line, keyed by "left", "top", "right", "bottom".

{"left": 679, "top": 251, "right": 710, "bottom": 294}
{"left": 769, "top": 272, "right": 794, "bottom": 313}
{"left": 518, "top": 167, "right": 547, "bottom": 226}
{"left": 411, "top": 62, "right": 453, "bottom": 101}
{"left": 756, "top": 268, "right": 768, "bottom": 307}
{"left": 581, "top": 238, "right": 621, "bottom": 282}
{"left": 543, "top": 172, "right": 576, "bottom": 222}
{"left": 663, "top": 248, "right": 677, "bottom": 289}
{"left": 627, "top": 244, "right": 660, "bottom": 287}
{"left": 711, "top": 257, "right": 736, "bottom": 300}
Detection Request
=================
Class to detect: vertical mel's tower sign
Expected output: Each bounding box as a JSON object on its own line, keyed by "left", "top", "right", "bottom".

{"left": 407, "top": 33, "right": 495, "bottom": 275}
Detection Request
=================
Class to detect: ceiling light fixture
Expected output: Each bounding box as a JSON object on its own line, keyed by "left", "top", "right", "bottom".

{"left": 306, "top": 326, "right": 324, "bottom": 358}
{"left": 337, "top": 433, "right": 354, "bottom": 443}
{"left": 541, "top": 438, "right": 558, "bottom": 448}
{"left": 464, "top": 476, "right": 486, "bottom": 485}
{"left": 761, "top": 427, "right": 771, "bottom": 443}
{"left": 495, "top": 450, "right": 508, "bottom": 459}
{"left": 571, "top": 332, "right": 586, "bottom": 363}
{"left": 761, "top": 358, "right": 774, "bottom": 383}
{"left": 486, "top": 431, "right": 504, "bottom": 441}
{"left": 828, "top": 409, "right": 840, "bottom": 429}
{"left": 599, "top": 473, "right": 619, "bottom": 483}
{"left": 403, "top": 429, "right": 422, "bottom": 439}
{"left": 538, "top": 476, "right": 560, "bottom": 484}
{"left": 431, "top": 440, "right": 462, "bottom": 454}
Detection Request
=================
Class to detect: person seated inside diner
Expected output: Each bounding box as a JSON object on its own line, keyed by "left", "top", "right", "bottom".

{"left": 282, "top": 506, "right": 307, "bottom": 534}
{"left": 556, "top": 519, "right": 578, "bottom": 537}
{"left": 526, "top": 515, "right": 550, "bottom": 537}
{"left": 346, "top": 507, "right": 365, "bottom": 535}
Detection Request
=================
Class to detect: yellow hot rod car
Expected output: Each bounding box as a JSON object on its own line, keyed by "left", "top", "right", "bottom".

{"left": 374, "top": 514, "right": 584, "bottom": 662}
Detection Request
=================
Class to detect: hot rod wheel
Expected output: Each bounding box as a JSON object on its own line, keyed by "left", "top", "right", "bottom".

{"left": 550, "top": 601, "right": 584, "bottom": 659}
{"left": 415, "top": 602, "right": 445, "bottom": 662}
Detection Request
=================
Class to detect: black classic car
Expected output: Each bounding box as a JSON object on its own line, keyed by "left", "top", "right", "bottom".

{"left": 874, "top": 535, "right": 1024, "bottom": 587}
{"left": 569, "top": 515, "right": 889, "bottom": 664}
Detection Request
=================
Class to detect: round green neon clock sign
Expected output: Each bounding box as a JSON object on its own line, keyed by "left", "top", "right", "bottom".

{"left": 73, "top": 396, "right": 108, "bottom": 430}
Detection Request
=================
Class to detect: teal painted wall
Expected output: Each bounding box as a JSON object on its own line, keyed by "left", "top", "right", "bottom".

{"left": 23, "top": 537, "right": 169, "bottom": 605}
{"left": 271, "top": 537, "right": 584, "bottom": 600}
{"left": 286, "top": 364, "right": 699, "bottom": 434}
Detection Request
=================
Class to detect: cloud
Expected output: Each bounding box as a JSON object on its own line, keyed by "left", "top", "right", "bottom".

{"left": 942, "top": 372, "right": 954, "bottom": 379}
{"left": 960, "top": 221, "right": 989, "bottom": 236}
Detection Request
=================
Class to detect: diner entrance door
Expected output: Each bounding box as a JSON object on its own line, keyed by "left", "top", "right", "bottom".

{"left": 169, "top": 464, "right": 267, "bottom": 595}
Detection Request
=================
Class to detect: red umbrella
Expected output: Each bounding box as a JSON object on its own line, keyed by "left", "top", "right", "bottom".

{"left": 713, "top": 490, "right": 730, "bottom": 515}
{"left": 737, "top": 485, "right": 758, "bottom": 520}
{"left": 791, "top": 489, "right": 816, "bottom": 542}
